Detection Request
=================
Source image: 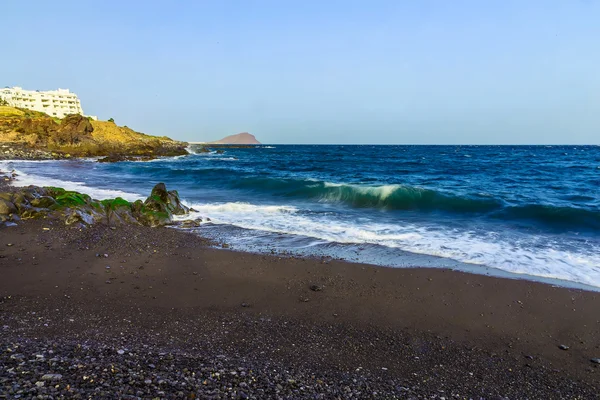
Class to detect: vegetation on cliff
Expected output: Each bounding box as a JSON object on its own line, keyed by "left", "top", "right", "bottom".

{"left": 0, "top": 106, "right": 187, "bottom": 158}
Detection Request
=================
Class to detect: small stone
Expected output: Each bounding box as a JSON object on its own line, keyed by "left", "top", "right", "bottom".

{"left": 559, "top": 344, "right": 569, "bottom": 351}
{"left": 241, "top": 302, "right": 250, "bottom": 308}
{"left": 41, "top": 374, "right": 62, "bottom": 381}
{"left": 35, "top": 381, "right": 45, "bottom": 387}
{"left": 117, "top": 349, "right": 125, "bottom": 355}
{"left": 299, "top": 296, "right": 310, "bottom": 302}
{"left": 309, "top": 284, "right": 323, "bottom": 292}
{"left": 591, "top": 358, "right": 600, "bottom": 364}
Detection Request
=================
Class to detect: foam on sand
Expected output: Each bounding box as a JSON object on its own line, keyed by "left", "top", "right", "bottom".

{"left": 182, "top": 200, "right": 600, "bottom": 288}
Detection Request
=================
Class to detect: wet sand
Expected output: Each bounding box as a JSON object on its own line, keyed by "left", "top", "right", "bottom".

{"left": 1, "top": 218, "right": 599, "bottom": 398}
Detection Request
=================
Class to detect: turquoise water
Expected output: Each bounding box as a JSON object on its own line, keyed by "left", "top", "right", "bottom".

{"left": 3, "top": 145, "right": 600, "bottom": 288}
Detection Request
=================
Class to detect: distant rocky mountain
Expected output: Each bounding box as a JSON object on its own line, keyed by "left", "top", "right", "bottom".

{"left": 211, "top": 132, "right": 261, "bottom": 145}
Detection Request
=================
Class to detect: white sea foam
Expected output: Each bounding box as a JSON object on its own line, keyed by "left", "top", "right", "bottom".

{"left": 0, "top": 162, "right": 143, "bottom": 201}
{"left": 182, "top": 200, "right": 600, "bottom": 288}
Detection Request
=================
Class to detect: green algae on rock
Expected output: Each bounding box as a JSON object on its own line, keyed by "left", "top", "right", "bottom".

{"left": 0, "top": 182, "right": 194, "bottom": 227}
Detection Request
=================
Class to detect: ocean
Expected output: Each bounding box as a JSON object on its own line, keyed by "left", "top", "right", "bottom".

{"left": 3, "top": 145, "right": 600, "bottom": 289}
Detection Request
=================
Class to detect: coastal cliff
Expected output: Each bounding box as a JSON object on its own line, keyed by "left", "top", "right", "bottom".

{"left": 0, "top": 106, "right": 187, "bottom": 159}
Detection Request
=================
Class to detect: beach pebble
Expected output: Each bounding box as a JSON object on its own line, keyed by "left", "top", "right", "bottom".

{"left": 559, "top": 344, "right": 569, "bottom": 351}
{"left": 591, "top": 358, "right": 600, "bottom": 364}
{"left": 41, "top": 373, "right": 62, "bottom": 381}
{"left": 117, "top": 349, "right": 125, "bottom": 355}
{"left": 309, "top": 284, "right": 323, "bottom": 292}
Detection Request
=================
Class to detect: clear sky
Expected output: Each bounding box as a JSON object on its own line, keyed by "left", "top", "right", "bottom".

{"left": 2, "top": 0, "right": 599, "bottom": 144}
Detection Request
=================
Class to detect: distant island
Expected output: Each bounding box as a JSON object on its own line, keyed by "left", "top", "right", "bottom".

{"left": 210, "top": 132, "right": 261, "bottom": 145}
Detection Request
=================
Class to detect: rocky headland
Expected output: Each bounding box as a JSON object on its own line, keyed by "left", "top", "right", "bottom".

{"left": 0, "top": 106, "right": 188, "bottom": 160}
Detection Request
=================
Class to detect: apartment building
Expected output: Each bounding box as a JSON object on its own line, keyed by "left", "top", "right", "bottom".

{"left": 1, "top": 86, "right": 96, "bottom": 120}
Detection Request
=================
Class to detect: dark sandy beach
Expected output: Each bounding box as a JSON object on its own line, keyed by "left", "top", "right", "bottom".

{"left": 1, "top": 215, "right": 599, "bottom": 399}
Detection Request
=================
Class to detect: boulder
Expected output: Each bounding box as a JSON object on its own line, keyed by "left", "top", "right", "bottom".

{"left": 11, "top": 193, "right": 30, "bottom": 212}
{"left": 31, "top": 196, "right": 58, "bottom": 208}
{"left": 20, "top": 208, "right": 47, "bottom": 220}
{"left": 138, "top": 183, "right": 189, "bottom": 226}
{"left": 147, "top": 183, "right": 189, "bottom": 215}
{"left": 0, "top": 198, "right": 17, "bottom": 215}
{"left": 65, "top": 209, "right": 96, "bottom": 225}
{"left": 55, "top": 114, "right": 94, "bottom": 145}
{"left": 21, "top": 186, "right": 49, "bottom": 201}
{"left": 178, "top": 218, "right": 202, "bottom": 228}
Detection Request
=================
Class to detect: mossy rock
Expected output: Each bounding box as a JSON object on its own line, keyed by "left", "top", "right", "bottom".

{"left": 21, "top": 208, "right": 47, "bottom": 220}
{"left": 0, "top": 198, "right": 17, "bottom": 215}
{"left": 55, "top": 192, "right": 92, "bottom": 207}
{"left": 45, "top": 187, "right": 67, "bottom": 197}
{"left": 100, "top": 197, "right": 131, "bottom": 210}
{"left": 64, "top": 207, "right": 106, "bottom": 225}
{"left": 139, "top": 209, "right": 172, "bottom": 227}
{"left": 145, "top": 183, "right": 189, "bottom": 216}
{"left": 22, "top": 186, "right": 49, "bottom": 201}
{"left": 131, "top": 199, "right": 144, "bottom": 214}
{"left": 31, "top": 196, "right": 58, "bottom": 208}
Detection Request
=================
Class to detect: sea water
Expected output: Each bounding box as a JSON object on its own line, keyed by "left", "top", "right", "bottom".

{"left": 3, "top": 145, "right": 600, "bottom": 289}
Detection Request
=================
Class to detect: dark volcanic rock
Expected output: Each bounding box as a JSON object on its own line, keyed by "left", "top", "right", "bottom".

{"left": 0, "top": 198, "right": 17, "bottom": 215}
{"left": 146, "top": 183, "right": 189, "bottom": 216}
{"left": 55, "top": 114, "right": 94, "bottom": 145}
{"left": 0, "top": 180, "right": 191, "bottom": 228}
{"left": 97, "top": 154, "right": 157, "bottom": 163}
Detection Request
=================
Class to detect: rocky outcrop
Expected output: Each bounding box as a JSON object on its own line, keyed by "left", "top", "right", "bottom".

{"left": 0, "top": 106, "right": 188, "bottom": 160}
{"left": 97, "top": 155, "right": 157, "bottom": 163}
{"left": 0, "top": 181, "right": 199, "bottom": 228}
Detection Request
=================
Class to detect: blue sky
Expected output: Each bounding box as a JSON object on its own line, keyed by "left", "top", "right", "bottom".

{"left": 2, "top": 0, "right": 599, "bottom": 144}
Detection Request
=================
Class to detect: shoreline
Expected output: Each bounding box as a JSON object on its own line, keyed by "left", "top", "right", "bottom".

{"left": 0, "top": 170, "right": 599, "bottom": 396}
{"left": 195, "top": 229, "right": 600, "bottom": 294}
{"left": 3, "top": 159, "right": 599, "bottom": 293}
{"left": 1, "top": 218, "right": 599, "bottom": 397}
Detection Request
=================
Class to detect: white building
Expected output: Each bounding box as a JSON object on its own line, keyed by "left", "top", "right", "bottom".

{"left": 0, "top": 86, "right": 97, "bottom": 120}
